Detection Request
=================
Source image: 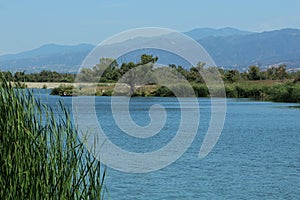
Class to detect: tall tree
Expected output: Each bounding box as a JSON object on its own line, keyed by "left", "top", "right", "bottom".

{"left": 248, "top": 65, "right": 261, "bottom": 80}
{"left": 276, "top": 64, "right": 289, "bottom": 80}
{"left": 224, "top": 70, "right": 240, "bottom": 83}
{"left": 119, "top": 54, "right": 158, "bottom": 95}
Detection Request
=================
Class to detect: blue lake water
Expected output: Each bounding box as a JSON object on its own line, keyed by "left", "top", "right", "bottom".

{"left": 36, "top": 89, "right": 300, "bottom": 199}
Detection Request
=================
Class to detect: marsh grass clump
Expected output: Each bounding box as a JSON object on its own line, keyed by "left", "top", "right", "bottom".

{"left": 0, "top": 77, "right": 106, "bottom": 199}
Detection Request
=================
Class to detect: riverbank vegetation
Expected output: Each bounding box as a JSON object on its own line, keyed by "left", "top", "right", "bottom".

{"left": 1, "top": 70, "right": 75, "bottom": 83}
{"left": 1, "top": 54, "right": 300, "bottom": 102}
{"left": 0, "top": 77, "right": 106, "bottom": 199}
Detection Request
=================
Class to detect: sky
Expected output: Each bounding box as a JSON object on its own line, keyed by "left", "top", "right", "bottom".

{"left": 1, "top": 0, "right": 300, "bottom": 54}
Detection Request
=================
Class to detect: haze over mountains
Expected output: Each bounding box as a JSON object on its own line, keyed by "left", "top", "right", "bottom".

{"left": 1, "top": 27, "right": 300, "bottom": 73}
{"left": 184, "top": 27, "right": 252, "bottom": 40}
{"left": 199, "top": 28, "right": 300, "bottom": 69}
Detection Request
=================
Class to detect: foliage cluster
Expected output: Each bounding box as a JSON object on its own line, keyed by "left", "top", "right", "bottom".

{"left": 0, "top": 70, "right": 75, "bottom": 83}
{"left": 51, "top": 84, "right": 75, "bottom": 96}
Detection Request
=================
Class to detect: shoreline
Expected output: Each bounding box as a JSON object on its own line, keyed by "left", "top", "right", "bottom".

{"left": 25, "top": 82, "right": 74, "bottom": 89}
{"left": 24, "top": 82, "right": 95, "bottom": 89}
{"left": 20, "top": 81, "right": 300, "bottom": 103}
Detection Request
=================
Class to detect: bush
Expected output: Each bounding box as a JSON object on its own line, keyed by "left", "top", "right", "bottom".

{"left": 265, "top": 83, "right": 300, "bottom": 102}
{"left": 225, "top": 85, "right": 237, "bottom": 98}
{"left": 102, "top": 90, "right": 113, "bottom": 96}
{"left": 154, "top": 86, "right": 175, "bottom": 97}
{"left": 225, "top": 83, "right": 264, "bottom": 99}
{"left": 51, "top": 84, "right": 74, "bottom": 96}
{"left": 192, "top": 84, "right": 209, "bottom": 97}
{"left": 170, "top": 83, "right": 195, "bottom": 97}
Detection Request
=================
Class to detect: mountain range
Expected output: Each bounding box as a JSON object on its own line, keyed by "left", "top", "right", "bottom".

{"left": 1, "top": 27, "right": 300, "bottom": 73}
{"left": 199, "top": 28, "right": 300, "bottom": 69}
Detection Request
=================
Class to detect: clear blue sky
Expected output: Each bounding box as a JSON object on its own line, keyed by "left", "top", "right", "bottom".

{"left": 1, "top": 0, "right": 300, "bottom": 54}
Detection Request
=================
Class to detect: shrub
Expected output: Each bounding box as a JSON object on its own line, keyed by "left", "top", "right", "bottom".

{"left": 192, "top": 84, "right": 209, "bottom": 97}
{"left": 225, "top": 85, "right": 237, "bottom": 98}
{"left": 290, "top": 84, "right": 300, "bottom": 102}
{"left": 154, "top": 86, "right": 175, "bottom": 97}
{"left": 51, "top": 84, "right": 74, "bottom": 96}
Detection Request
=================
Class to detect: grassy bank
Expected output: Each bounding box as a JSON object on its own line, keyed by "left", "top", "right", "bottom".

{"left": 0, "top": 78, "right": 106, "bottom": 199}
{"left": 224, "top": 81, "right": 300, "bottom": 102}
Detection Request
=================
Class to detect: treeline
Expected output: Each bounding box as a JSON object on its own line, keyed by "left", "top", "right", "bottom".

{"left": 76, "top": 55, "right": 158, "bottom": 83}
{"left": 1, "top": 55, "right": 300, "bottom": 84}
{"left": 135, "top": 82, "right": 300, "bottom": 102}
{"left": 73, "top": 54, "right": 300, "bottom": 102}
{"left": 50, "top": 79, "right": 300, "bottom": 102}
{"left": 75, "top": 55, "right": 300, "bottom": 84}
{"left": 0, "top": 70, "right": 75, "bottom": 82}
{"left": 1, "top": 54, "right": 300, "bottom": 102}
{"left": 221, "top": 65, "right": 300, "bottom": 83}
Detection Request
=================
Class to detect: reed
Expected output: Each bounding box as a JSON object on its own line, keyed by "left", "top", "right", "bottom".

{"left": 0, "top": 77, "right": 106, "bottom": 199}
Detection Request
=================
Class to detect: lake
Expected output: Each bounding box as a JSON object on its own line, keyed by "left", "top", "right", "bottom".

{"left": 36, "top": 89, "right": 300, "bottom": 199}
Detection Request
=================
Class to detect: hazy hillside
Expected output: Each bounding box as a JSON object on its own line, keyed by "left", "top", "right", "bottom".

{"left": 1, "top": 28, "right": 300, "bottom": 73}
{"left": 184, "top": 27, "right": 252, "bottom": 40}
{"left": 199, "top": 28, "right": 300, "bottom": 69}
{"left": 0, "top": 44, "right": 94, "bottom": 73}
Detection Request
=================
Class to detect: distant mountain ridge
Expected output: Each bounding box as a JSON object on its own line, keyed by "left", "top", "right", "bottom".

{"left": 0, "top": 44, "right": 94, "bottom": 73}
{"left": 1, "top": 28, "right": 300, "bottom": 73}
{"left": 199, "top": 28, "right": 300, "bottom": 69}
{"left": 184, "top": 27, "right": 253, "bottom": 40}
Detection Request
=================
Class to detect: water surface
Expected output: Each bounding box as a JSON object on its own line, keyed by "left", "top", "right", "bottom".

{"left": 36, "top": 90, "right": 300, "bottom": 199}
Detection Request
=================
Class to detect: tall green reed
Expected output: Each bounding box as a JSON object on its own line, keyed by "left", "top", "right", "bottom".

{"left": 0, "top": 77, "right": 106, "bottom": 199}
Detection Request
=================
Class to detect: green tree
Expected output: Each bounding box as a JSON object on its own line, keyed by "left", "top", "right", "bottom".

{"left": 293, "top": 71, "right": 300, "bottom": 83}
{"left": 266, "top": 66, "right": 277, "bottom": 80}
{"left": 1, "top": 71, "right": 13, "bottom": 81}
{"left": 186, "top": 67, "right": 204, "bottom": 83}
{"left": 94, "top": 58, "right": 118, "bottom": 82}
{"left": 276, "top": 64, "right": 289, "bottom": 80}
{"left": 247, "top": 65, "right": 261, "bottom": 80}
{"left": 140, "top": 54, "right": 158, "bottom": 65}
{"left": 77, "top": 68, "right": 94, "bottom": 82}
{"left": 266, "top": 65, "right": 289, "bottom": 80}
{"left": 120, "top": 54, "right": 157, "bottom": 95}
{"left": 14, "top": 71, "right": 26, "bottom": 82}
{"left": 224, "top": 70, "right": 240, "bottom": 83}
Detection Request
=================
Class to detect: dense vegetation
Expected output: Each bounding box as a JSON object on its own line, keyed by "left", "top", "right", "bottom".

{"left": 73, "top": 54, "right": 300, "bottom": 102}
{"left": 51, "top": 84, "right": 75, "bottom": 96}
{"left": 2, "top": 54, "right": 300, "bottom": 102}
{"left": 0, "top": 70, "right": 75, "bottom": 83}
{"left": 0, "top": 77, "right": 106, "bottom": 199}
{"left": 75, "top": 56, "right": 299, "bottom": 83}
